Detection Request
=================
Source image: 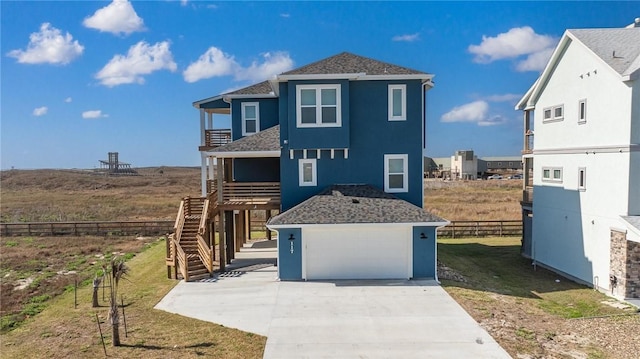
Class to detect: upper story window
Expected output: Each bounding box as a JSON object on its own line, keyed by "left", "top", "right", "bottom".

{"left": 578, "top": 167, "right": 586, "bottom": 191}
{"left": 542, "top": 167, "right": 563, "bottom": 183}
{"left": 298, "top": 158, "right": 317, "bottom": 186}
{"left": 241, "top": 102, "right": 260, "bottom": 136}
{"left": 384, "top": 154, "right": 408, "bottom": 193}
{"left": 296, "top": 85, "right": 341, "bottom": 127}
{"left": 543, "top": 105, "right": 564, "bottom": 123}
{"left": 388, "top": 84, "right": 406, "bottom": 121}
{"left": 578, "top": 99, "right": 587, "bottom": 124}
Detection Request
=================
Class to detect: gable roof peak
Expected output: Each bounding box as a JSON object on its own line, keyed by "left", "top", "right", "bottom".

{"left": 280, "top": 51, "right": 430, "bottom": 77}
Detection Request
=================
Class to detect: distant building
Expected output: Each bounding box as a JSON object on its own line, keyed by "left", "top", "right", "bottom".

{"left": 424, "top": 152, "right": 522, "bottom": 179}
{"left": 98, "top": 152, "right": 137, "bottom": 175}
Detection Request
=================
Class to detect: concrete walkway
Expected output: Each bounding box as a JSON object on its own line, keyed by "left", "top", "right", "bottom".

{"left": 155, "top": 241, "right": 511, "bottom": 358}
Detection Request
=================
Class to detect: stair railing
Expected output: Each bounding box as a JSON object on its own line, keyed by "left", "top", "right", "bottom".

{"left": 175, "top": 241, "right": 189, "bottom": 281}
{"left": 196, "top": 233, "right": 214, "bottom": 273}
{"left": 174, "top": 199, "right": 186, "bottom": 243}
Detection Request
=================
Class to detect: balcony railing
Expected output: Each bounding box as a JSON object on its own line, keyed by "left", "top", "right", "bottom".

{"left": 202, "top": 129, "right": 231, "bottom": 149}
{"left": 206, "top": 180, "right": 280, "bottom": 208}
{"left": 522, "top": 131, "right": 534, "bottom": 155}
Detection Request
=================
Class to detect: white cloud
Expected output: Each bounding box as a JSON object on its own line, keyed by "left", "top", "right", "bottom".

{"left": 280, "top": 13, "right": 291, "bottom": 18}
{"left": 82, "top": 110, "right": 108, "bottom": 119}
{"left": 484, "top": 93, "right": 522, "bottom": 102}
{"left": 515, "top": 47, "right": 555, "bottom": 72}
{"left": 392, "top": 33, "right": 420, "bottom": 42}
{"left": 83, "top": 0, "right": 145, "bottom": 36}
{"left": 64, "top": 97, "right": 72, "bottom": 103}
{"left": 441, "top": 101, "right": 489, "bottom": 124}
{"left": 7, "top": 23, "right": 84, "bottom": 65}
{"left": 95, "top": 41, "right": 177, "bottom": 87}
{"left": 468, "top": 26, "right": 557, "bottom": 72}
{"left": 180, "top": 0, "right": 188, "bottom": 6}
{"left": 236, "top": 52, "right": 294, "bottom": 82}
{"left": 478, "top": 115, "right": 507, "bottom": 127}
{"left": 207, "top": 4, "right": 218, "bottom": 9}
{"left": 183, "top": 47, "right": 237, "bottom": 83}
{"left": 33, "top": 106, "right": 48, "bottom": 116}
{"left": 183, "top": 48, "right": 294, "bottom": 83}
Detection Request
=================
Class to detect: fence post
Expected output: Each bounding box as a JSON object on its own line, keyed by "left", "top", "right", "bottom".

{"left": 500, "top": 221, "right": 503, "bottom": 237}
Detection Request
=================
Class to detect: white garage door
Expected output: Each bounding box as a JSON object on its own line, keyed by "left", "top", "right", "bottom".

{"left": 303, "top": 225, "right": 411, "bottom": 280}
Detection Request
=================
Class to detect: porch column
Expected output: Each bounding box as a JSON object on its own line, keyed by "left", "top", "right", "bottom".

{"left": 225, "top": 211, "right": 235, "bottom": 261}
{"left": 207, "top": 111, "right": 213, "bottom": 130}
{"left": 237, "top": 210, "right": 246, "bottom": 250}
{"left": 200, "top": 153, "right": 207, "bottom": 197}
{"left": 218, "top": 210, "right": 225, "bottom": 271}
{"left": 199, "top": 108, "right": 206, "bottom": 146}
{"left": 266, "top": 210, "right": 272, "bottom": 240}
{"left": 243, "top": 210, "right": 250, "bottom": 244}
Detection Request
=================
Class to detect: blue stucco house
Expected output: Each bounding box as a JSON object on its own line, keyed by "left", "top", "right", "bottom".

{"left": 167, "top": 52, "right": 448, "bottom": 281}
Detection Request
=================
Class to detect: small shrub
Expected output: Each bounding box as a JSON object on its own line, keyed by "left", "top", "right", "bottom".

{"left": 4, "top": 240, "right": 19, "bottom": 247}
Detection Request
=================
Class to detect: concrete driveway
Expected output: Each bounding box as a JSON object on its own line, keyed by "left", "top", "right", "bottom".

{"left": 155, "top": 242, "right": 511, "bottom": 359}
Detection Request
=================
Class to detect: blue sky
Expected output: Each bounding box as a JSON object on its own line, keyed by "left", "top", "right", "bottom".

{"left": 1, "top": 1, "right": 637, "bottom": 169}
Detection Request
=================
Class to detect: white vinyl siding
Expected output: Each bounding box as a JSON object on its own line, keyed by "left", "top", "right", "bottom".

{"left": 296, "top": 85, "right": 341, "bottom": 127}
{"left": 241, "top": 102, "right": 259, "bottom": 136}
{"left": 388, "top": 84, "right": 406, "bottom": 121}
{"left": 384, "top": 154, "right": 408, "bottom": 193}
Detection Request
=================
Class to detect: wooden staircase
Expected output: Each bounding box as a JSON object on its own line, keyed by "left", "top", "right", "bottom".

{"left": 166, "top": 196, "right": 215, "bottom": 281}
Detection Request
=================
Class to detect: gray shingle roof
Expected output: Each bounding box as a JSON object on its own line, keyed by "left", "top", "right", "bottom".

{"left": 281, "top": 52, "right": 429, "bottom": 76}
{"left": 210, "top": 125, "right": 280, "bottom": 154}
{"left": 622, "top": 216, "right": 640, "bottom": 232}
{"left": 570, "top": 28, "right": 640, "bottom": 76}
{"left": 224, "top": 81, "right": 275, "bottom": 96}
{"left": 268, "top": 184, "right": 447, "bottom": 226}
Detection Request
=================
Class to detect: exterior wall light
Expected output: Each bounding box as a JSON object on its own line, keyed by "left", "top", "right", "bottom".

{"left": 420, "top": 232, "right": 427, "bottom": 240}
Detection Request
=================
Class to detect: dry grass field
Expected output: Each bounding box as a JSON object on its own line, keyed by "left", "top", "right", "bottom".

{"left": 424, "top": 178, "right": 522, "bottom": 221}
{"left": 1, "top": 168, "right": 638, "bottom": 358}
{"left": 1, "top": 167, "right": 201, "bottom": 222}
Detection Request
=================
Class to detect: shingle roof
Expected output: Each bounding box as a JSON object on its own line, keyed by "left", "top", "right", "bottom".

{"left": 268, "top": 184, "right": 447, "bottom": 226}
{"left": 622, "top": 216, "right": 640, "bottom": 232}
{"left": 281, "top": 52, "right": 429, "bottom": 76}
{"left": 224, "top": 81, "right": 275, "bottom": 96}
{"left": 570, "top": 28, "right": 640, "bottom": 76}
{"left": 210, "top": 125, "right": 280, "bottom": 154}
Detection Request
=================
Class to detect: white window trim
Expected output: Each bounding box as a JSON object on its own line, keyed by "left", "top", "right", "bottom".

{"left": 296, "top": 84, "right": 342, "bottom": 128}
{"left": 384, "top": 154, "right": 408, "bottom": 193}
{"left": 298, "top": 158, "right": 317, "bottom": 186}
{"left": 241, "top": 102, "right": 260, "bottom": 136}
{"left": 578, "top": 99, "right": 587, "bottom": 124}
{"left": 543, "top": 105, "right": 564, "bottom": 123}
{"left": 388, "top": 84, "right": 406, "bottom": 121}
{"left": 542, "top": 166, "right": 563, "bottom": 183}
{"left": 578, "top": 167, "right": 586, "bottom": 191}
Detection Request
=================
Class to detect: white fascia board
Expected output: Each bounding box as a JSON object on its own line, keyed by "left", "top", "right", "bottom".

{"left": 267, "top": 221, "right": 450, "bottom": 230}
{"left": 192, "top": 95, "right": 224, "bottom": 108}
{"left": 222, "top": 94, "right": 277, "bottom": 101}
{"left": 357, "top": 74, "right": 434, "bottom": 82}
{"left": 206, "top": 150, "right": 281, "bottom": 158}
{"left": 515, "top": 80, "right": 537, "bottom": 110}
{"left": 276, "top": 73, "right": 366, "bottom": 81}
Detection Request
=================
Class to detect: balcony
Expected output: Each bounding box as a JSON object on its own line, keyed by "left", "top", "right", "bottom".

{"left": 521, "top": 131, "right": 534, "bottom": 155}
{"left": 199, "top": 129, "right": 232, "bottom": 151}
{"left": 207, "top": 180, "right": 280, "bottom": 210}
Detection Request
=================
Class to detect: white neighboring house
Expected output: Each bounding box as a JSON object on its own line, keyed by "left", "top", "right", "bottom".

{"left": 516, "top": 20, "right": 640, "bottom": 301}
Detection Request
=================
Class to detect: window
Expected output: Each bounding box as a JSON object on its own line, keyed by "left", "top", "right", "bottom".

{"left": 388, "top": 84, "right": 406, "bottom": 121}
{"left": 384, "top": 154, "right": 408, "bottom": 193}
{"left": 296, "top": 85, "right": 341, "bottom": 127}
{"left": 578, "top": 168, "right": 586, "bottom": 191}
{"left": 298, "top": 159, "right": 317, "bottom": 186}
{"left": 542, "top": 167, "right": 563, "bottom": 183}
{"left": 543, "top": 105, "right": 564, "bottom": 122}
{"left": 578, "top": 99, "right": 587, "bottom": 124}
{"left": 241, "top": 102, "right": 259, "bottom": 136}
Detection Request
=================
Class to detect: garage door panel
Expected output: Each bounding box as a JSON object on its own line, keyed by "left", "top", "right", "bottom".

{"left": 304, "top": 227, "right": 410, "bottom": 280}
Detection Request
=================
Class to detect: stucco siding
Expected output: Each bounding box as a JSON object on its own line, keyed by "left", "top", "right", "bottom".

{"left": 534, "top": 40, "right": 633, "bottom": 150}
